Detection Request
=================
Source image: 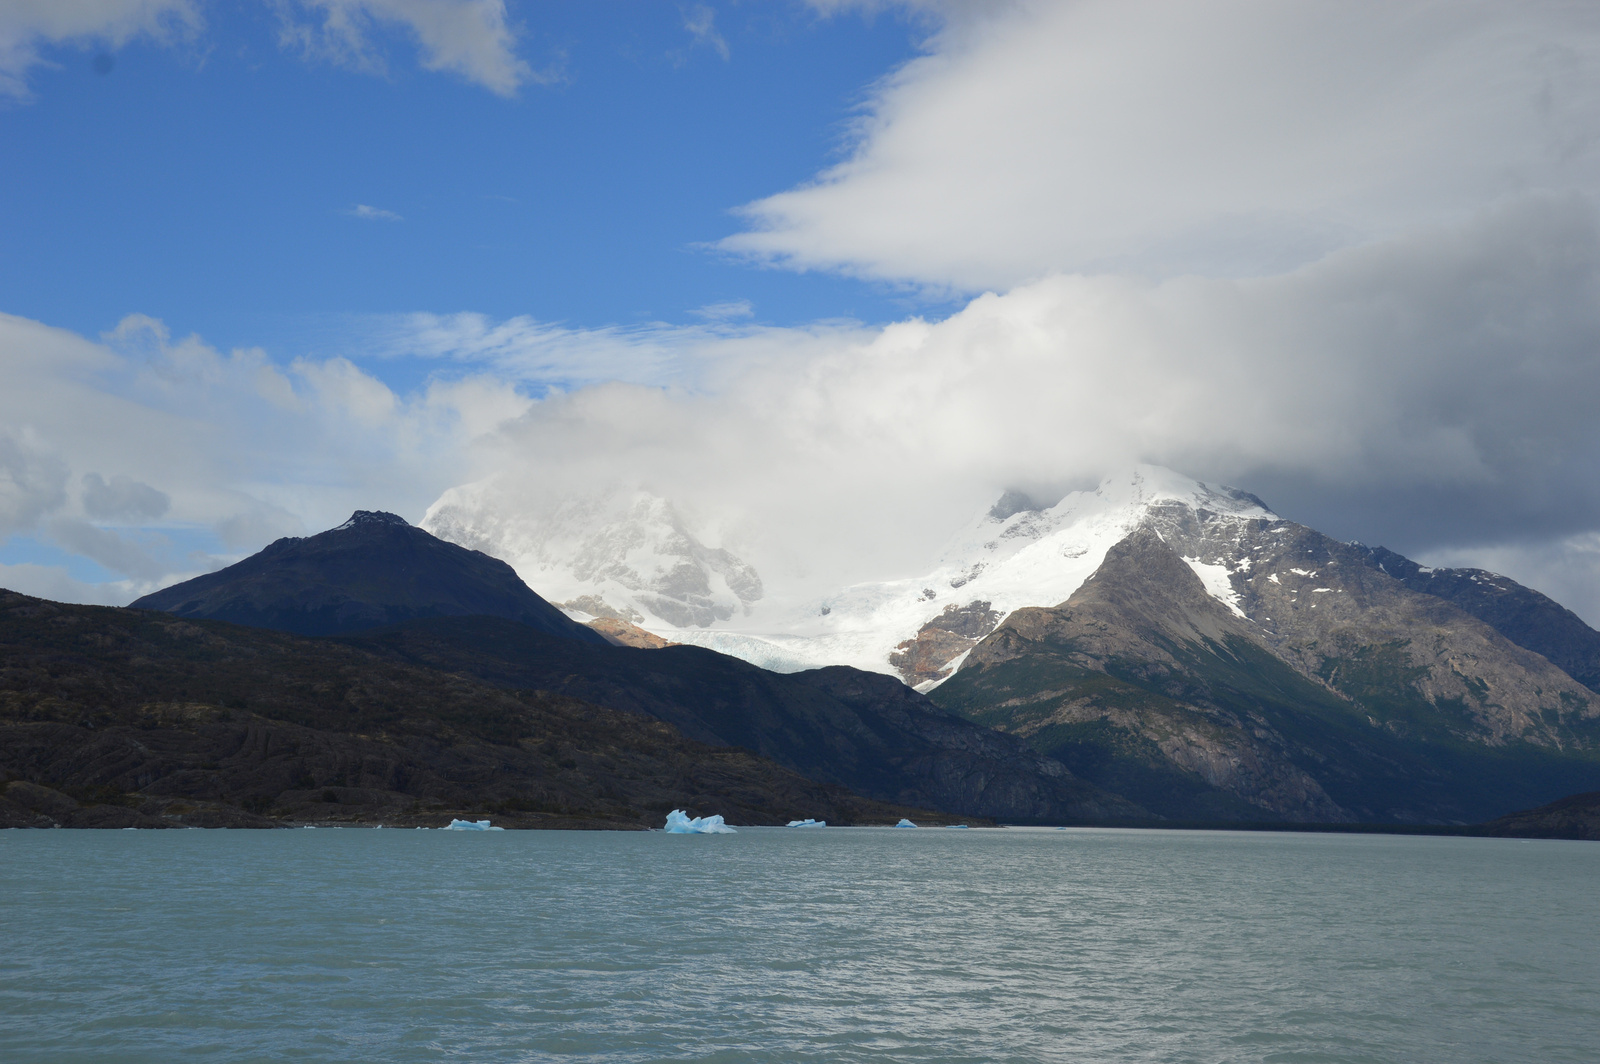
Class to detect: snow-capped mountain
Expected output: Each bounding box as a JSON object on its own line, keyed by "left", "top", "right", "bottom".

{"left": 421, "top": 465, "right": 1280, "bottom": 687}
{"left": 423, "top": 484, "right": 763, "bottom": 631}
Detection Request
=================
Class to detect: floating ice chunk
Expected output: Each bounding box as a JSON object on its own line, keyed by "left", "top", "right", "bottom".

{"left": 664, "top": 809, "right": 736, "bottom": 834}
{"left": 944, "top": 824, "right": 970, "bottom": 829}
{"left": 786, "top": 818, "right": 826, "bottom": 828}
{"left": 443, "top": 819, "right": 505, "bottom": 831}
{"left": 894, "top": 819, "right": 918, "bottom": 828}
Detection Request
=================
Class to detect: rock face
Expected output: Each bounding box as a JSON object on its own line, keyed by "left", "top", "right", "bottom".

{"left": 131, "top": 511, "right": 605, "bottom": 643}
{"left": 1354, "top": 545, "right": 1600, "bottom": 692}
{"left": 931, "top": 518, "right": 1600, "bottom": 824}
{"left": 888, "top": 601, "right": 1001, "bottom": 686}
{"left": 0, "top": 591, "right": 935, "bottom": 829}
{"left": 585, "top": 617, "right": 677, "bottom": 649}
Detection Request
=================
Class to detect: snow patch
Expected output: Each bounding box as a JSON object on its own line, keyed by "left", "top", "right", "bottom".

{"left": 1183, "top": 557, "right": 1248, "bottom": 619}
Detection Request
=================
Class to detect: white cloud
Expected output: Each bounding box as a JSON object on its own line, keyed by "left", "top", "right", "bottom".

{"left": 0, "top": 309, "right": 530, "bottom": 599}
{"left": 682, "top": 4, "right": 729, "bottom": 62}
{"left": 81, "top": 472, "right": 170, "bottom": 520}
{"left": 352, "top": 310, "right": 836, "bottom": 392}
{"left": 724, "top": 0, "right": 1600, "bottom": 291}
{"left": 276, "top": 0, "right": 544, "bottom": 96}
{"left": 0, "top": 430, "right": 68, "bottom": 536}
{"left": 689, "top": 300, "right": 754, "bottom": 321}
{"left": 347, "top": 203, "right": 402, "bottom": 221}
{"left": 460, "top": 195, "right": 1600, "bottom": 617}
{"left": 0, "top": 0, "right": 201, "bottom": 98}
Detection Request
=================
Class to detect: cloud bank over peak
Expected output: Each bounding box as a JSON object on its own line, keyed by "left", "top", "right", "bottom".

{"left": 726, "top": 0, "right": 1600, "bottom": 290}
{"left": 461, "top": 194, "right": 1600, "bottom": 610}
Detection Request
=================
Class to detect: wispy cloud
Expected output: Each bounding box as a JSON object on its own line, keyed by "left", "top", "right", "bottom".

{"left": 346, "top": 203, "right": 402, "bottom": 221}
{"left": 682, "top": 4, "right": 729, "bottom": 61}
{"left": 690, "top": 300, "right": 753, "bottom": 321}
{"left": 275, "top": 0, "right": 554, "bottom": 96}
{"left": 0, "top": 0, "right": 202, "bottom": 99}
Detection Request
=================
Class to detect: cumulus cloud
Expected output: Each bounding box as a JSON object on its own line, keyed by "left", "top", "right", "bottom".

{"left": 0, "top": 431, "right": 69, "bottom": 536}
{"left": 0, "top": 309, "right": 529, "bottom": 599}
{"left": 275, "top": 0, "right": 545, "bottom": 95}
{"left": 81, "top": 472, "right": 170, "bottom": 521}
{"left": 0, "top": 0, "right": 201, "bottom": 97}
{"left": 725, "top": 0, "right": 1600, "bottom": 291}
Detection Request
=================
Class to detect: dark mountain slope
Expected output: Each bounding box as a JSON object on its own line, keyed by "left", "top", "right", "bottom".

{"left": 931, "top": 528, "right": 1600, "bottom": 823}
{"left": 131, "top": 511, "right": 604, "bottom": 643}
{"left": 340, "top": 616, "right": 1144, "bottom": 823}
{"left": 1354, "top": 544, "right": 1600, "bottom": 692}
{"left": 0, "top": 590, "right": 931, "bottom": 828}
{"left": 1481, "top": 790, "right": 1600, "bottom": 840}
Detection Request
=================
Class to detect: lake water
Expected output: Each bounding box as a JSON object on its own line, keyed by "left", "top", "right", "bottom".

{"left": 2, "top": 827, "right": 1595, "bottom": 1063}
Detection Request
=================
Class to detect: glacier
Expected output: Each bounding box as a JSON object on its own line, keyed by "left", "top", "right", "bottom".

{"left": 786, "top": 818, "right": 826, "bottom": 828}
{"left": 664, "top": 809, "right": 736, "bottom": 834}
{"left": 422, "top": 465, "right": 1282, "bottom": 693}
{"left": 443, "top": 819, "right": 504, "bottom": 831}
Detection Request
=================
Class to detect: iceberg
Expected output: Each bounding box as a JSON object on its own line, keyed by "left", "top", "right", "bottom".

{"left": 786, "top": 819, "right": 826, "bottom": 828}
{"left": 443, "top": 819, "right": 505, "bottom": 831}
{"left": 944, "top": 824, "right": 970, "bottom": 829}
{"left": 664, "top": 809, "right": 736, "bottom": 834}
{"left": 894, "top": 818, "right": 917, "bottom": 828}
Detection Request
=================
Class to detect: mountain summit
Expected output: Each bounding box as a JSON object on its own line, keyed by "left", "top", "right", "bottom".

{"left": 132, "top": 511, "right": 606, "bottom": 642}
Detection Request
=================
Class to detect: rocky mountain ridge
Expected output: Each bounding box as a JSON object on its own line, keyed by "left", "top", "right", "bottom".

{"left": 132, "top": 511, "right": 604, "bottom": 643}
{"left": 931, "top": 516, "right": 1600, "bottom": 823}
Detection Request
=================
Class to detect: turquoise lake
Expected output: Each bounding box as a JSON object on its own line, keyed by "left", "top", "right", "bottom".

{"left": 2, "top": 826, "right": 1595, "bottom": 1063}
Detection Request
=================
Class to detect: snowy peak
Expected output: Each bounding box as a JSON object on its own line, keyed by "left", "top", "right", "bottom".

{"left": 423, "top": 483, "right": 762, "bottom": 630}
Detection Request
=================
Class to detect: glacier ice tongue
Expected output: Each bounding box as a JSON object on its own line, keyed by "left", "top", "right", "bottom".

{"left": 894, "top": 818, "right": 917, "bottom": 828}
{"left": 664, "top": 809, "right": 736, "bottom": 834}
{"left": 786, "top": 818, "right": 826, "bottom": 828}
{"left": 443, "top": 819, "right": 505, "bottom": 831}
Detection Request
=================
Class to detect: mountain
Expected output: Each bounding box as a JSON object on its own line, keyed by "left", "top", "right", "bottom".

{"left": 421, "top": 467, "right": 1277, "bottom": 682}
{"left": 1480, "top": 790, "right": 1600, "bottom": 840}
{"left": 0, "top": 590, "right": 939, "bottom": 829}
{"left": 424, "top": 487, "right": 764, "bottom": 630}
{"left": 338, "top": 616, "right": 1145, "bottom": 823}
{"left": 1353, "top": 545, "right": 1600, "bottom": 692}
{"left": 131, "top": 511, "right": 606, "bottom": 643}
{"left": 13, "top": 505, "right": 1143, "bottom": 824}
{"left": 929, "top": 508, "right": 1600, "bottom": 823}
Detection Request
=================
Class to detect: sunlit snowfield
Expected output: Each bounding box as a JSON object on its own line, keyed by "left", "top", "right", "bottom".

{"left": 2, "top": 827, "right": 1596, "bottom": 1063}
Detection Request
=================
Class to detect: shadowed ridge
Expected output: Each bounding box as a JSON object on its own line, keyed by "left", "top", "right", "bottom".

{"left": 131, "top": 511, "right": 606, "bottom": 643}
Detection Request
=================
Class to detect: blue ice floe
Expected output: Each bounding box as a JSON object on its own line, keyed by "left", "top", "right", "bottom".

{"left": 894, "top": 818, "right": 917, "bottom": 828}
{"left": 786, "top": 819, "right": 826, "bottom": 828}
{"left": 944, "top": 824, "right": 970, "bottom": 829}
{"left": 443, "top": 819, "right": 505, "bottom": 831}
{"left": 663, "top": 809, "right": 736, "bottom": 834}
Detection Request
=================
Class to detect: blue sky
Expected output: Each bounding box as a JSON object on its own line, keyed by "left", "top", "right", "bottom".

{"left": 2, "top": 3, "right": 936, "bottom": 371}
{"left": 7, "top": 1, "right": 1600, "bottom": 624}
